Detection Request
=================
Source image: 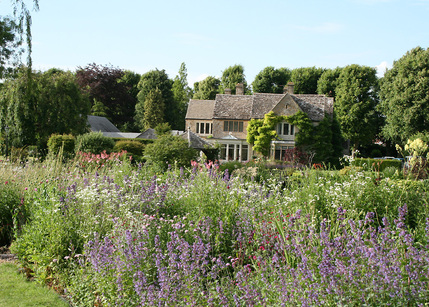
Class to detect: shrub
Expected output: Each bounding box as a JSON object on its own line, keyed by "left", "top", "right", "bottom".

{"left": 219, "top": 160, "right": 243, "bottom": 174}
{"left": 144, "top": 134, "right": 198, "bottom": 170}
{"left": 75, "top": 132, "right": 115, "bottom": 154}
{"left": 0, "top": 183, "right": 22, "bottom": 247}
{"left": 47, "top": 134, "right": 75, "bottom": 159}
{"left": 352, "top": 158, "right": 402, "bottom": 172}
{"left": 113, "top": 140, "right": 145, "bottom": 162}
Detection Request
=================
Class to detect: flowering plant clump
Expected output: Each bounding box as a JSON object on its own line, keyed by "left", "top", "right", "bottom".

{"left": 6, "top": 157, "right": 429, "bottom": 306}
{"left": 75, "top": 150, "right": 129, "bottom": 170}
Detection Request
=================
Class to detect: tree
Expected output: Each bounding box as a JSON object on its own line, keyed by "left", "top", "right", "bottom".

{"left": 0, "top": 17, "right": 22, "bottom": 80}
{"left": 193, "top": 76, "right": 220, "bottom": 100}
{"left": 8, "top": 0, "right": 39, "bottom": 70}
{"left": 136, "top": 69, "right": 179, "bottom": 129}
{"left": 172, "top": 63, "right": 192, "bottom": 130}
{"left": 317, "top": 67, "right": 343, "bottom": 98}
{"left": 290, "top": 67, "right": 325, "bottom": 94}
{"left": 142, "top": 88, "right": 165, "bottom": 130}
{"left": 0, "top": 68, "right": 90, "bottom": 147}
{"left": 378, "top": 47, "right": 429, "bottom": 144}
{"left": 252, "top": 66, "right": 291, "bottom": 93}
{"left": 334, "top": 64, "right": 379, "bottom": 150}
{"left": 220, "top": 64, "right": 249, "bottom": 94}
{"left": 75, "top": 63, "right": 138, "bottom": 130}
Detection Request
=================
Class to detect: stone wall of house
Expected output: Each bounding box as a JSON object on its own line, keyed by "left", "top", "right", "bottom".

{"left": 186, "top": 119, "right": 214, "bottom": 136}
{"left": 212, "top": 119, "right": 249, "bottom": 140}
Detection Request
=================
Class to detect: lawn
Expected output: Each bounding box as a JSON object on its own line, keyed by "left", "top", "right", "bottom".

{"left": 0, "top": 262, "right": 69, "bottom": 307}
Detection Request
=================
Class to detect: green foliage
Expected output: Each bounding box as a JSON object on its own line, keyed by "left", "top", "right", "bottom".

{"left": 113, "top": 140, "right": 144, "bottom": 161}
{"left": 252, "top": 66, "right": 291, "bottom": 93}
{"left": 0, "top": 183, "right": 22, "bottom": 246}
{"left": 248, "top": 112, "right": 281, "bottom": 157}
{"left": 0, "top": 17, "right": 22, "bottom": 79}
{"left": 0, "top": 68, "right": 90, "bottom": 148}
{"left": 220, "top": 64, "right": 249, "bottom": 94}
{"left": 137, "top": 69, "right": 179, "bottom": 129}
{"left": 193, "top": 76, "right": 220, "bottom": 100}
{"left": 144, "top": 134, "right": 198, "bottom": 170}
{"left": 334, "top": 64, "right": 379, "bottom": 149}
{"left": 287, "top": 111, "right": 314, "bottom": 147}
{"left": 317, "top": 67, "right": 343, "bottom": 98}
{"left": 47, "top": 134, "right": 75, "bottom": 159}
{"left": 351, "top": 158, "right": 402, "bottom": 172}
{"left": 219, "top": 160, "right": 244, "bottom": 174}
{"left": 172, "top": 63, "right": 192, "bottom": 130}
{"left": 154, "top": 122, "right": 171, "bottom": 136}
{"left": 75, "top": 132, "right": 115, "bottom": 154}
{"left": 378, "top": 47, "right": 429, "bottom": 144}
{"left": 142, "top": 88, "right": 165, "bottom": 130}
{"left": 290, "top": 67, "right": 325, "bottom": 94}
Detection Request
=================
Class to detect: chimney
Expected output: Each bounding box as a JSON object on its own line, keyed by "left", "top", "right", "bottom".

{"left": 225, "top": 88, "right": 232, "bottom": 95}
{"left": 285, "top": 82, "right": 294, "bottom": 94}
{"left": 236, "top": 83, "right": 244, "bottom": 95}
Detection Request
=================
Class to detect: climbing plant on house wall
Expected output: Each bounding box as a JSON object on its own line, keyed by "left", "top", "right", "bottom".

{"left": 247, "top": 111, "right": 342, "bottom": 165}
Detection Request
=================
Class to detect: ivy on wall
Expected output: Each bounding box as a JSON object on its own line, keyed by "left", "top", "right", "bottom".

{"left": 246, "top": 111, "right": 343, "bottom": 165}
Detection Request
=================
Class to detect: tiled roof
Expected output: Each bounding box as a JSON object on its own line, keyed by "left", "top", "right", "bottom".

{"left": 87, "top": 115, "right": 120, "bottom": 132}
{"left": 186, "top": 99, "right": 216, "bottom": 119}
{"left": 292, "top": 95, "right": 334, "bottom": 121}
{"left": 213, "top": 94, "right": 253, "bottom": 119}
{"left": 185, "top": 93, "right": 333, "bottom": 122}
{"left": 180, "top": 130, "right": 212, "bottom": 149}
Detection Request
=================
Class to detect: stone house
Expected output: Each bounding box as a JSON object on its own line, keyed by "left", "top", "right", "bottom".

{"left": 185, "top": 83, "right": 334, "bottom": 162}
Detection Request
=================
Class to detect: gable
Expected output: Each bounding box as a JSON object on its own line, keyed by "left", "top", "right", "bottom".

{"left": 270, "top": 94, "right": 303, "bottom": 117}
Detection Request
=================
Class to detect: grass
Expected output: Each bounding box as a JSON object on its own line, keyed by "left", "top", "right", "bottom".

{"left": 0, "top": 262, "right": 69, "bottom": 307}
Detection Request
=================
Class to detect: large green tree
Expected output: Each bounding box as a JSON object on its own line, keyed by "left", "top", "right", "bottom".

{"left": 252, "top": 66, "right": 291, "bottom": 93}
{"left": 220, "top": 64, "right": 249, "bottom": 94}
{"left": 136, "top": 69, "right": 178, "bottom": 129}
{"left": 290, "top": 67, "right": 325, "bottom": 94}
{"left": 172, "top": 63, "right": 192, "bottom": 130}
{"left": 317, "top": 67, "right": 343, "bottom": 98}
{"left": 378, "top": 47, "right": 429, "bottom": 144}
{"left": 334, "top": 64, "right": 379, "bottom": 150}
{"left": 193, "top": 76, "right": 220, "bottom": 100}
{"left": 0, "top": 68, "right": 90, "bottom": 147}
{"left": 75, "top": 64, "right": 138, "bottom": 130}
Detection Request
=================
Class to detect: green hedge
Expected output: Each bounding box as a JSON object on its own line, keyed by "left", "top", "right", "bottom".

{"left": 351, "top": 158, "right": 402, "bottom": 171}
{"left": 47, "top": 134, "right": 75, "bottom": 159}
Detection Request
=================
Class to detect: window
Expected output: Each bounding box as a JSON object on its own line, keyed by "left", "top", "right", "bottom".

{"left": 223, "top": 121, "right": 244, "bottom": 132}
{"left": 196, "top": 122, "right": 212, "bottom": 135}
{"left": 277, "top": 122, "right": 295, "bottom": 136}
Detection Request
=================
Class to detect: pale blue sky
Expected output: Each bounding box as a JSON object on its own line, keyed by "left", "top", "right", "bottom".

{"left": 1, "top": 0, "right": 429, "bottom": 86}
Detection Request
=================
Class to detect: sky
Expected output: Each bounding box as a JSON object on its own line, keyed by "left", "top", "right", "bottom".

{"left": 1, "top": 0, "right": 429, "bottom": 86}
